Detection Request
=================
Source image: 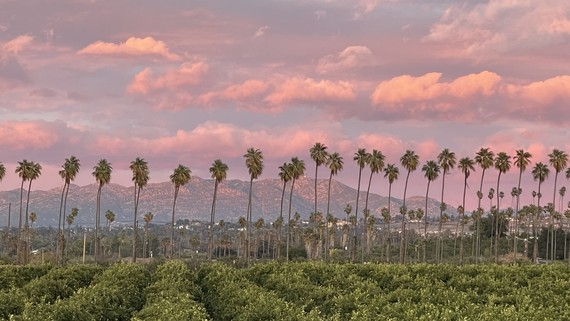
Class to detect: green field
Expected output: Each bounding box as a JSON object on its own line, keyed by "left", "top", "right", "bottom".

{"left": 1, "top": 261, "right": 569, "bottom": 321}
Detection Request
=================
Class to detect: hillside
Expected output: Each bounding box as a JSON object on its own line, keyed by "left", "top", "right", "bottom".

{"left": 0, "top": 177, "right": 456, "bottom": 227}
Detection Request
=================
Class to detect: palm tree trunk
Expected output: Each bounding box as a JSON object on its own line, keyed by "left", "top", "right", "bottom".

{"left": 363, "top": 171, "right": 373, "bottom": 262}
{"left": 387, "top": 183, "right": 392, "bottom": 263}
{"left": 459, "top": 175, "right": 467, "bottom": 264}
{"left": 170, "top": 186, "right": 179, "bottom": 258}
{"left": 286, "top": 178, "right": 296, "bottom": 261}
{"left": 278, "top": 181, "right": 286, "bottom": 260}
{"left": 423, "top": 181, "right": 431, "bottom": 263}
{"left": 132, "top": 185, "right": 140, "bottom": 263}
{"left": 476, "top": 169, "right": 486, "bottom": 262}
{"left": 56, "top": 183, "right": 66, "bottom": 264}
{"left": 353, "top": 168, "right": 363, "bottom": 262}
{"left": 94, "top": 184, "right": 101, "bottom": 262}
{"left": 17, "top": 179, "right": 24, "bottom": 264}
{"left": 24, "top": 180, "right": 33, "bottom": 264}
{"left": 495, "top": 173, "right": 502, "bottom": 263}
{"left": 533, "top": 183, "right": 542, "bottom": 261}
{"left": 514, "top": 169, "right": 523, "bottom": 261}
{"left": 209, "top": 181, "right": 218, "bottom": 260}
{"left": 325, "top": 172, "right": 333, "bottom": 263}
{"left": 552, "top": 173, "right": 559, "bottom": 260}
{"left": 400, "top": 170, "right": 411, "bottom": 264}
{"left": 314, "top": 164, "right": 319, "bottom": 224}
{"left": 246, "top": 177, "right": 253, "bottom": 266}
{"left": 437, "top": 170, "right": 447, "bottom": 263}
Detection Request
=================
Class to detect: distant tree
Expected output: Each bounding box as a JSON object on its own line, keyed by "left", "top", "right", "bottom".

{"left": 310, "top": 142, "right": 329, "bottom": 221}
{"left": 57, "top": 156, "right": 80, "bottom": 264}
{"left": 244, "top": 148, "right": 264, "bottom": 265}
{"left": 286, "top": 157, "right": 305, "bottom": 261}
{"left": 93, "top": 159, "right": 112, "bottom": 262}
{"left": 169, "top": 164, "right": 191, "bottom": 258}
{"left": 130, "top": 157, "right": 149, "bottom": 263}
{"left": 209, "top": 159, "right": 229, "bottom": 260}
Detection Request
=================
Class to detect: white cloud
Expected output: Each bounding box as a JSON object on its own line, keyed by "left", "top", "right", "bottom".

{"left": 254, "top": 25, "right": 269, "bottom": 38}
{"left": 316, "top": 45, "right": 375, "bottom": 74}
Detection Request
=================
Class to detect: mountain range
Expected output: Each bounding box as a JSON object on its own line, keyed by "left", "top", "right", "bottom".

{"left": 0, "top": 177, "right": 457, "bottom": 227}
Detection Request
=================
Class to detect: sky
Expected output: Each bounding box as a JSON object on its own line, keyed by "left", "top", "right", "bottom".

{"left": 1, "top": 0, "right": 570, "bottom": 212}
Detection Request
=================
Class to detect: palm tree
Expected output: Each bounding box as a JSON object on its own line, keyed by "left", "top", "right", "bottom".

{"left": 209, "top": 159, "right": 229, "bottom": 260}
{"left": 325, "top": 152, "right": 343, "bottom": 262}
{"left": 548, "top": 149, "right": 568, "bottom": 259}
{"left": 436, "top": 148, "right": 456, "bottom": 263}
{"left": 532, "top": 162, "right": 549, "bottom": 261}
{"left": 352, "top": 148, "right": 368, "bottom": 261}
{"left": 513, "top": 149, "right": 532, "bottom": 258}
{"left": 23, "top": 161, "right": 41, "bottom": 264}
{"left": 422, "top": 160, "right": 440, "bottom": 262}
{"left": 56, "top": 156, "right": 80, "bottom": 264}
{"left": 286, "top": 157, "right": 305, "bottom": 261}
{"left": 457, "top": 157, "right": 475, "bottom": 264}
{"left": 310, "top": 143, "right": 329, "bottom": 220}
{"left": 169, "top": 164, "right": 191, "bottom": 258}
{"left": 244, "top": 148, "right": 264, "bottom": 265}
{"left": 277, "top": 162, "right": 293, "bottom": 260}
{"left": 92, "top": 159, "right": 112, "bottom": 262}
{"left": 143, "top": 212, "right": 154, "bottom": 258}
{"left": 105, "top": 210, "right": 115, "bottom": 232}
{"left": 494, "top": 152, "right": 511, "bottom": 262}
{"left": 363, "top": 149, "right": 385, "bottom": 260}
{"left": 399, "top": 150, "right": 419, "bottom": 263}
{"left": 15, "top": 160, "right": 32, "bottom": 264}
{"left": 130, "top": 157, "right": 149, "bottom": 263}
{"left": 383, "top": 163, "right": 399, "bottom": 263}
{"left": 474, "top": 147, "right": 494, "bottom": 261}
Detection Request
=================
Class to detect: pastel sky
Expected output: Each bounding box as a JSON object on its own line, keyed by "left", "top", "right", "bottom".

{"left": 1, "top": 0, "right": 570, "bottom": 212}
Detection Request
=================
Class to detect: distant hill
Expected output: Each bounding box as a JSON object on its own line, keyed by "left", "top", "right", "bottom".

{"left": 0, "top": 177, "right": 456, "bottom": 227}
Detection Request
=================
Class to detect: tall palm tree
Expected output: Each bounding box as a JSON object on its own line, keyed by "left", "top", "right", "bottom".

{"left": 130, "top": 157, "right": 149, "bottom": 263}
{"left": 325, "top": 152, "right": 343, "bottom": 262}
{"left": 363, "top": 149, "right": 385, "bottom": 261}
{"left": 474, "top": 147, "right": 494, "bottom": 260}
{"left": 277, "top": 162, "right": 293, "bottom": 260}
{"left": 209, "top": 159, "right": 229, "bottom": 260}
{"left": 436, "top": 148, "right": 456, "bottom": 263}
{"left": 494, "top": 152, "right": 511, "bottom": 262}
{"left": 310, "top": 143, "right": 329, "bottom": 220}
{"left": 399, "top": 150, "right": 419, "bottom": 263}
{"left": 457, "top": 157, "right": 475, "bottom": 264}
{"left": 352, "top": 148, "right": 368, "bottom": 261}
{"left": 286, "top": 157, "right": 305, "bottom": 261}
{"left": 548, "top": 149, "right": 568, "bottom": 259}
{"left": 532, "top": 162, "right": 549, "bottom": 261}
{"left": 92, "top": 159, "right": 112, "bottom": 262}
{"left": 169, "top": 164, "right": 191, "bottom": 258}
{"left": 15, "top": 160, "right": 32, "bottom": 263}
{"left": 383, "top": 163, "right": 399, "bottom": 263}
{"left": 244, "top": 148, "right": 264, "bottom": 265}
{"left": 422, "top": 160, "right": 440, "bottom": 262}
{"left": 24, "top": 161, "right": 41, "bottom": 264}
{"left": 513, "top": 149, "right": 532, "bottom": 258}
{"left": 56, "top": 156, "right": 80, "bottom": 264}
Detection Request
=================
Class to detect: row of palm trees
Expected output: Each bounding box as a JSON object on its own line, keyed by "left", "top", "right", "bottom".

{"left": 1, "top": 145, "right": 569, "bottom": 264}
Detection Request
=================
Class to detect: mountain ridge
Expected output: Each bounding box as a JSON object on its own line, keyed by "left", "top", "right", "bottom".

{"left": 0, "top": 177, "right": 457, "bottom": 227}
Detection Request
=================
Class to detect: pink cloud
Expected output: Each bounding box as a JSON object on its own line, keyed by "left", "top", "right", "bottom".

{"left": 0, "top": 121, "right": 61, "bottom": 150}
{"left": 78, "top": 36, "right": 180, "bottom": 60}
{"left": 424, "top": 1, "right": 570, "bottom": 57}
{"left": 316, "top": 45, "right": 375, "bottom": 74}
{"left": 371, "top": 71, "right": 501, "bottom": 104}
{"left": 2, "top": 35, "right": 33, "bottom": 55}
{"left": 127, "top": 61, "right": 209, "bottom": 95}
{"left": 265, "top": 77, "right": 356, "bottom": 105}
